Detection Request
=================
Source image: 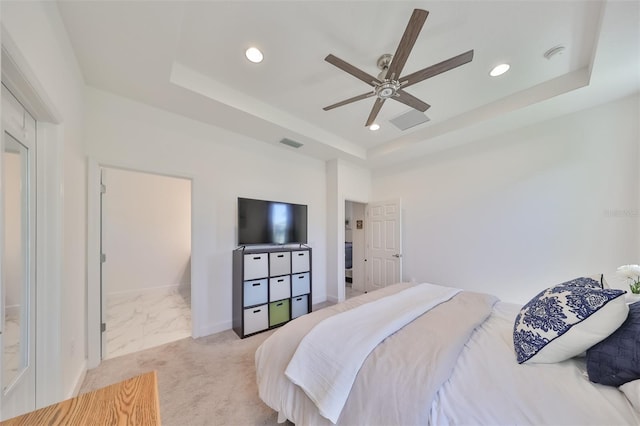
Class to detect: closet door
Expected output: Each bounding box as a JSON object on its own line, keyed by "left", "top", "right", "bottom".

{"left": 0, "top": 85, "right": 37, "bottom": 420}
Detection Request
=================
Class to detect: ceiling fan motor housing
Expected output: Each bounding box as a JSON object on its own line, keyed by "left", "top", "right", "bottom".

{"left": 375, "top": 80, "right": 400, "bottom": 99}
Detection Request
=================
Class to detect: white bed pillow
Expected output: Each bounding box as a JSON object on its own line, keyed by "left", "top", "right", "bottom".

{"left": 513, "top": 277, "right": 628, "bottom": 364}
{"left": 620, "top": 380, "right": 640, "bottom": 412}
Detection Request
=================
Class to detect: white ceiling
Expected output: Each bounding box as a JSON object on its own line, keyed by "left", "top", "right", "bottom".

{"left": 56, "top": 0, "right": 640, "bottom": 168}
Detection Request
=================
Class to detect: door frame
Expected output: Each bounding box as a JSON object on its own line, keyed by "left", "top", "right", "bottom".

{"left": 86, "top": 161, "right": 196, "bottom": 368}
{"left": 1, "top": 98, "right": 38, "bottom": 419}
{"left": 1, "top": 26, "right": 64, "bottom": 410}
{"left": 344, "top": 200, "right": 367, "bottom": 295}
{"left": 336, "top": 196, "right": 369, "bottom": 302}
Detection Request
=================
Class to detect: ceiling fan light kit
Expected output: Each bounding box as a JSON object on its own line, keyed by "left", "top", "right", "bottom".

{"left": 323, "top": 8, "right": 474, "bottom": 127}
{"left": 376, "top": 80, "right": 401, "bottom": 99}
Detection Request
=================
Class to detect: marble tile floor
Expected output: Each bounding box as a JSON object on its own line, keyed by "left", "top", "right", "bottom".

{"left": 105, "top": 285, "right": 191, "bottom": 359}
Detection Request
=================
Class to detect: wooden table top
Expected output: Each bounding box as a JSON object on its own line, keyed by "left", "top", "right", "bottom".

{"left": 1, "top": 371, "right": 160, "bottom": 425}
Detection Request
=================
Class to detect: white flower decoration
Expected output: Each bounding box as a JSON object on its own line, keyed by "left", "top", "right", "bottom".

{"left": 616, "top": 264, "right": 640, "bottom": 279}
{"left": 617, "top": 264, "right": 640, "bottom": 294}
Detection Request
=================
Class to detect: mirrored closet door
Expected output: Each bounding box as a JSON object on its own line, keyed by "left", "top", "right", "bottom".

{"left": 1, "top": 84, "right": 37, "bottom": 420}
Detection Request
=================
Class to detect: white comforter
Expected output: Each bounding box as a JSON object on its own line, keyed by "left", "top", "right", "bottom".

{"left": 255, "top": 283, "right": 640, "bottom": 425}
{"left": 285, "top": 283, "right": 461, "bottom": 423}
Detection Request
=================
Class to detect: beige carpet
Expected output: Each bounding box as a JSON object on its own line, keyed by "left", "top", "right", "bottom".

{"left": 80, "top": 329, "right": 283, "bottom": 426}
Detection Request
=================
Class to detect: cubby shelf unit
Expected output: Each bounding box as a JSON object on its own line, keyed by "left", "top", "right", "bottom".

{"left": 232, "top": 245, "right": 312, "bottom": 338}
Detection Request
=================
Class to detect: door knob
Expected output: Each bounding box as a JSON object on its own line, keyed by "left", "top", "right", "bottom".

{"left": 392, "top": 254, "right": 402, "bottom": 258}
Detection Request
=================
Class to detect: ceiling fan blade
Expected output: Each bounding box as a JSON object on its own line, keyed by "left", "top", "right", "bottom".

{"left": 400, "top": 50, "right": 474, "bottom": 88}
{"left": 325, "top": 54, "right": 380, "bottom": 87}
{"left": 385, "top": 9, "right": 429, "bottom": 80}
{"left": 323, "top": 92, "right": 375, "bottom": 111}
{"left": 365, "top": 98, "right": 386, "bottom": 127}
{"left": 393, "top": 90, "right": 430, "bottom": 112}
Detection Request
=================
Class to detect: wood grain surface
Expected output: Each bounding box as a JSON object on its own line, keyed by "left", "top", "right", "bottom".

{"left": 1, "top": 371, "right": 160, "bottom": 425}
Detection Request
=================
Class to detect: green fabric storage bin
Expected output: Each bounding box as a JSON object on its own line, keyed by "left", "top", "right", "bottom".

{"left": 269, "top": 299, "right": 290, "bottom": 327}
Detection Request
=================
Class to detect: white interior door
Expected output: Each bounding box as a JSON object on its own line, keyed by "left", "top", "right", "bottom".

{"left": 365, "top": 199, "right": 402, "bottom": 291}
{"left": 1, "top": 85, "right": 37, "bottom": 420}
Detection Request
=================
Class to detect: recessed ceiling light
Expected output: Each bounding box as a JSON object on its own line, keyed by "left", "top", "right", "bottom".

{"left": 489, "top": 63, "right": 510, "bottom": 77}
{"left": 369, "top": 123, "right": 380, "bottom": 131}
{"left": 245, "top": 47, "right": 264, "bottom": 63}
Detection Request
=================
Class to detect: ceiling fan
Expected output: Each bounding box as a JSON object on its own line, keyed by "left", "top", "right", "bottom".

{"left": 323, "top": 9, "right": 474, "bottom": 127}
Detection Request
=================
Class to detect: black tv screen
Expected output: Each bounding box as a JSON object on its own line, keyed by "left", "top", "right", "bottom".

{"left": 238, "top": 198, "right": 308, "bottom": 245}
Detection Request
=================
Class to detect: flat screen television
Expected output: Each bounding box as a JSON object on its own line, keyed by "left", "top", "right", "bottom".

{"left": 238, "top": 197, "right": 308, "bottom": 245}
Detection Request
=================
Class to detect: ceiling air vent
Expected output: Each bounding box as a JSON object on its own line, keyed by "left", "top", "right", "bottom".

{"left": 390, "top": 109, "right": 430, "bottom": 131}
{"left": 280, "top": 138, "right": 303, "bottom": 148}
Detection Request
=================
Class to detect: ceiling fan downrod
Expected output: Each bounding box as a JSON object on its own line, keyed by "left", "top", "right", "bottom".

{"left": 375, "top": 53, "right": 401, "bottom": 99}
{"left": 376, "top": 53, "right": 393, "bottom": 79}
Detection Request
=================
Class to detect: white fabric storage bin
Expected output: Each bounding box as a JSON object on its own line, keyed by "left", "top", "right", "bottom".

{"left": 243, "top": 279, "right": 268, "bottom": 307}
{"left": 291, "top": 250, "right": 310, "bottom": 274}
{"left": 269, "top": 275, "right": 291, "bottom": 301}
{"left": 269, "top": 252, "right": 291, "bottom": 276}
{"left": 292, "top": 272, "right": 310, "bottom": 297}
{"left": 243, "top": 304, "right": 268, "bottom": 335}
{"left": 291, "top": 295, "right": 309, "bottom": 319}
{"left": 244, "top": 253, "right": 268, "bottom": 280}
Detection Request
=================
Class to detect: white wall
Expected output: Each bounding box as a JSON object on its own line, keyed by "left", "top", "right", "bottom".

{"left": 2, "top": 0, "right": 87, "bottom": 404}
{"left": 84, "top": 86, "right": 327, "bottom": 336}
{"left": 326, "top": 159, "right": 371, "bottom": 302}
{"left": 372, "top": 94, "right": 640, "bottom": 303}
{"left": 326, "top": 160, "right": 339, "bottom": 302}
{"left": 102, "top": 168, "right": 191, "bottom": 294}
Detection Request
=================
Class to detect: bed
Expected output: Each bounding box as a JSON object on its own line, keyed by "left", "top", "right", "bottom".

{"left": 255, "top": 281, "right": 640, "bottom": 425}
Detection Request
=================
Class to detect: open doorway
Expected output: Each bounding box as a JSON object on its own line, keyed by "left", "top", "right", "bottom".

{"left": 345, "top": 200, "right": 366, "bottom": 299}
{"left": 100, "top": 167, "right": 192, "bottom": 359}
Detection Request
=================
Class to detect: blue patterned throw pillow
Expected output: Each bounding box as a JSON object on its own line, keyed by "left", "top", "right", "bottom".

{"left": 513, "top": 277, "right": 628, "bottom": 364}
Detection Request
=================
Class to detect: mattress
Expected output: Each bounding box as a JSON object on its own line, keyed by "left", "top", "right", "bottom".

{"left": 255, "top": 283, "right": 640, "bottom": 425}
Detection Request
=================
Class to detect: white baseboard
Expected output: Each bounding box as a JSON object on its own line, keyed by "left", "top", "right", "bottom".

{"left": 69, "top": 358, "right": 88, "bottom": 399}
{"left": 327, "top": 295, "right": 339, "bottom": 304}
{"left": 107, "top": 283, "right": 187, "bottom": 298}
{"left": 195, "top": 320, "right": 232, "bottom": 338}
